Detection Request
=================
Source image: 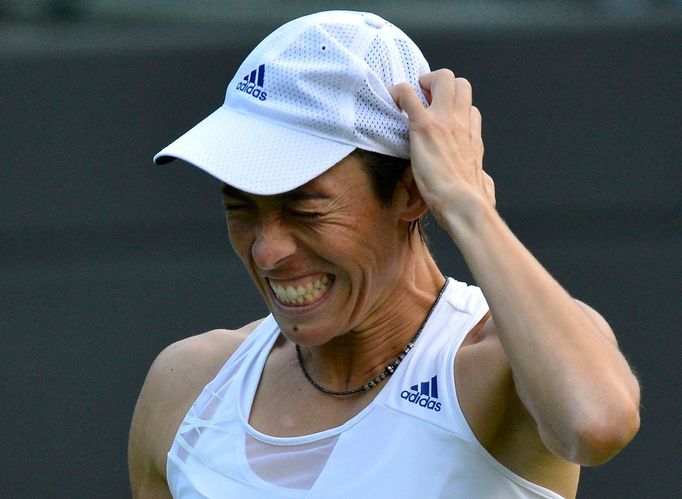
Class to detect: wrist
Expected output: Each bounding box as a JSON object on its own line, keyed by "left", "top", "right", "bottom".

{"left": 436, "top": 191, "right": 499, "bottom": 245}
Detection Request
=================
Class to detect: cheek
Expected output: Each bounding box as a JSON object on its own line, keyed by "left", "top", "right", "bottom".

{"left": 226, "top": 219, "right": 254, "bottom": 259}
{"left": 306, "top": 219, "right": 391, "bottom": 270}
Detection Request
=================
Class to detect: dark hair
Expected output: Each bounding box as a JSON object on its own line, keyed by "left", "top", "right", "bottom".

{"left": 349, "top": 148, "right": 425, "bottom": 242}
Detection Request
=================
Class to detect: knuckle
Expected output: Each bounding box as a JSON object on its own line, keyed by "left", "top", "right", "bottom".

{"left": 456, "top": 77, "right": 472, "bottom": 94}
{"left": 412, "top": 115, "right": 449, "bottom": 136}
{"left": 412, "top": 118, "right": 438, "bottom": 134}
{"left": 435, "top": 68, "right": 456, "bottom": 81}
{"left": 456, "top": 76, "right": 471, "bottom": 87}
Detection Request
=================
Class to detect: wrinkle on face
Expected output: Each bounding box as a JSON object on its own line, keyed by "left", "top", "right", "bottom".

{"left": 223, "top": 154, "right": 422, "bottom": 352}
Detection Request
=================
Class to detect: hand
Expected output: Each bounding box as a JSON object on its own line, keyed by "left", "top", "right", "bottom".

{"left": 388, "top": 70, "right": 495, "bottom": 224}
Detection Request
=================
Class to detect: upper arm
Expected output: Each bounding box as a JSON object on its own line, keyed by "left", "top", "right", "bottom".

{"left": 128, "top": 343, "right": 188, "bottom": 498}
{"left": 127, "top": 324, "right": 257, "bottom": 497}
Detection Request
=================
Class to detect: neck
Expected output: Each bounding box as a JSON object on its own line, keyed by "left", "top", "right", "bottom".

{"left": 296, "top": 244, "right": 445, "bottom": 393}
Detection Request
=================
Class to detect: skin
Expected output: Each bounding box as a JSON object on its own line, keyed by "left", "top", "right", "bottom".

{"left": 128, "top": 70, "right": 640, "bottom": 498}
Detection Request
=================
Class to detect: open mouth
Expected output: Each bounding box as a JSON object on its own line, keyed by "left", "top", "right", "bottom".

{"left": 268, "top": 274, "right": 335, "bottom": 307}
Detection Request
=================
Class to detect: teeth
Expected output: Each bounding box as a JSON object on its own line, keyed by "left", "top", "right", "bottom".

{"left": 270, "top": 275, "right": 333, "bottom": 306}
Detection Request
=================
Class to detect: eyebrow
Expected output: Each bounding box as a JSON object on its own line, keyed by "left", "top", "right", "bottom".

{"left": 221, "top": 183, "right": 250, "bottom": 201}
{"left": 221, "top": 183, "right": 330, "bottom": 201}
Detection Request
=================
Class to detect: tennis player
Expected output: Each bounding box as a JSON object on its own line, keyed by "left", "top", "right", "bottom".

{"left": 129, "top": 11, "right": 640, "bottom": 498}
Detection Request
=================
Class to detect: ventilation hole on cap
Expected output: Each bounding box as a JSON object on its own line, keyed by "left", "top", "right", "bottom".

{"left": 321, "top": 45, "right": 326, "bottom": 51}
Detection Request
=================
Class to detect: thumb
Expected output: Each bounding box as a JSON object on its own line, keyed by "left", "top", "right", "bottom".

{"left": 388, "top": 83, "right": 427, "bottom": 121}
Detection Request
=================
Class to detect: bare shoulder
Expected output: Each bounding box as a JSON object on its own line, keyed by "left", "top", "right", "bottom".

{"left": 153, "top": 320, "right": 259, "bottom": 388}
{"left": 128, "top": 319, "right": 263, "bottom": 497}
{"left": 143, "top": 319, "right": 261, "bottom": 410}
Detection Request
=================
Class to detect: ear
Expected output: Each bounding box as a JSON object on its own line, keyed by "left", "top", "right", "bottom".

{"left": 395, "top": 167, "right": 428, "bottom": 222}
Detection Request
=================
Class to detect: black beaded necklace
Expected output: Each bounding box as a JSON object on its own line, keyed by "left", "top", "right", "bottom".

{"left": 295, "top": 279, "right": 449, "bottom": 396}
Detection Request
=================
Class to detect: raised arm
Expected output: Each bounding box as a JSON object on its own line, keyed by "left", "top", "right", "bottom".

{"left": 389, "top": 70, "right": 640, "bottom": 465}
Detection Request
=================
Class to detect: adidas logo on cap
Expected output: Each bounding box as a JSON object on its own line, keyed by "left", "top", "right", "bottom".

{"left": 235, "top": 64, "right": 268, "bottom": 101}
{"left": 400, "top": 375, "right": 442, "bottom": 412}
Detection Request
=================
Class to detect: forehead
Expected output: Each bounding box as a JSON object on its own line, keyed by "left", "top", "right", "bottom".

{"left": 222, "top": 153, "right": 369, "bottom": 199}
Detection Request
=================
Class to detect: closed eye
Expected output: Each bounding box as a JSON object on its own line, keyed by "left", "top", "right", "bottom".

{"left": 287, "top": 209, "right": 322, "bottom": 219}
{"left": 221, "top": 183, "right": 252, "bottom": 212}
{"left": 223, "top": 202, "right": 250, "bottom": 212}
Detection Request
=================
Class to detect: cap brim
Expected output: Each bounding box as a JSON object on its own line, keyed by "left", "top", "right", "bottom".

{"left": 154, "top": 106, "right": 356, "bottom": 195}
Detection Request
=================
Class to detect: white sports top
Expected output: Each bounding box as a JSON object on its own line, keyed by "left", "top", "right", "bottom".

{"left": 167, "top": 278, "right": 565, "bottom": 498}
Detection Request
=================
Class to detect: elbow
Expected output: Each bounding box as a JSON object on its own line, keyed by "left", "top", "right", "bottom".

{"left": 561, "top": 366, "right": 642, "bottom": 466}
{"left": 569, "top": 402, "right": 641, "bottom": 466}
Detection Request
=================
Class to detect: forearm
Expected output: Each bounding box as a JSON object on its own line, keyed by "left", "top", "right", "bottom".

{"left": 388, "top": 69, "right": 639, "bottom": 463}
{"left": 443, "top": 195, "right": 640, "bottom": 464}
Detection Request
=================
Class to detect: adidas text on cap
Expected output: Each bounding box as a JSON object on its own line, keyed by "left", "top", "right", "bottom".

{"left": 153, "top": 10, "right": 430, "bottom": 195}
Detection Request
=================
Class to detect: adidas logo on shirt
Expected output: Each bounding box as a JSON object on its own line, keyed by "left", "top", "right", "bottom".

{"left": 400, "top": 375, "right": 442, "bottom": 412}
{"left": 235, "top": 64, "right": 268, "bottom": 101}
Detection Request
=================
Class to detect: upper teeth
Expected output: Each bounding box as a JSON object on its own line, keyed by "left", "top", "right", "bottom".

{"left": 270, "top": 275, "right": 331, "bottom": 306}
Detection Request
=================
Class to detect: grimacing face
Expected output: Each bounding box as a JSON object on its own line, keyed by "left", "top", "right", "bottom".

{"left": 222, "top": 154, "right": 417, "bottom": 346}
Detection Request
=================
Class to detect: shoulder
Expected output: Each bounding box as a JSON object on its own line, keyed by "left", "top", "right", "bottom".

{"left": 128, "top": 319, "right": 263, "bottom": 495}
{"left": 152, "top": 321, "right": 259, "bottom": 387}
{"left": 144, "top": 321, "right": 259, "bottom": 409}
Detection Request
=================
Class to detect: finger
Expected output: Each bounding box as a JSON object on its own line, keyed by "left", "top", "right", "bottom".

{"left": 453, "top": 77, "right": 473, "bottom": 123}
{"left": 419, "top": 69, "right": 456, "bottom": 111}
{"left": 483, "top": 172, "right": 496, "bottom": 208}
{"left": 470, "top": 106, "right": 483, "bottom": 144}
{"left": 388, "top": 83, "right": 428, "bottom": 121}
{"left": 421, "top": 86, "right": 432, "bottom": 105}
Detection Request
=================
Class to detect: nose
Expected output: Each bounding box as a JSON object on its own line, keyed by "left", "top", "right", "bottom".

{"left": 251, "top": 217, "right": 297, "bottom": 271}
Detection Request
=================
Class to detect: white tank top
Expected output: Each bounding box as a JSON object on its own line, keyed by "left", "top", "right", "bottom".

{"left": 167, "top": 278, "right": 564, "bottom": 498}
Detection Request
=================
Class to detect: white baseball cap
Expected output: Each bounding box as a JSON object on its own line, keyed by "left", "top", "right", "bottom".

{"left": 154, "top": 10, "right": 430, "bottom": 195}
